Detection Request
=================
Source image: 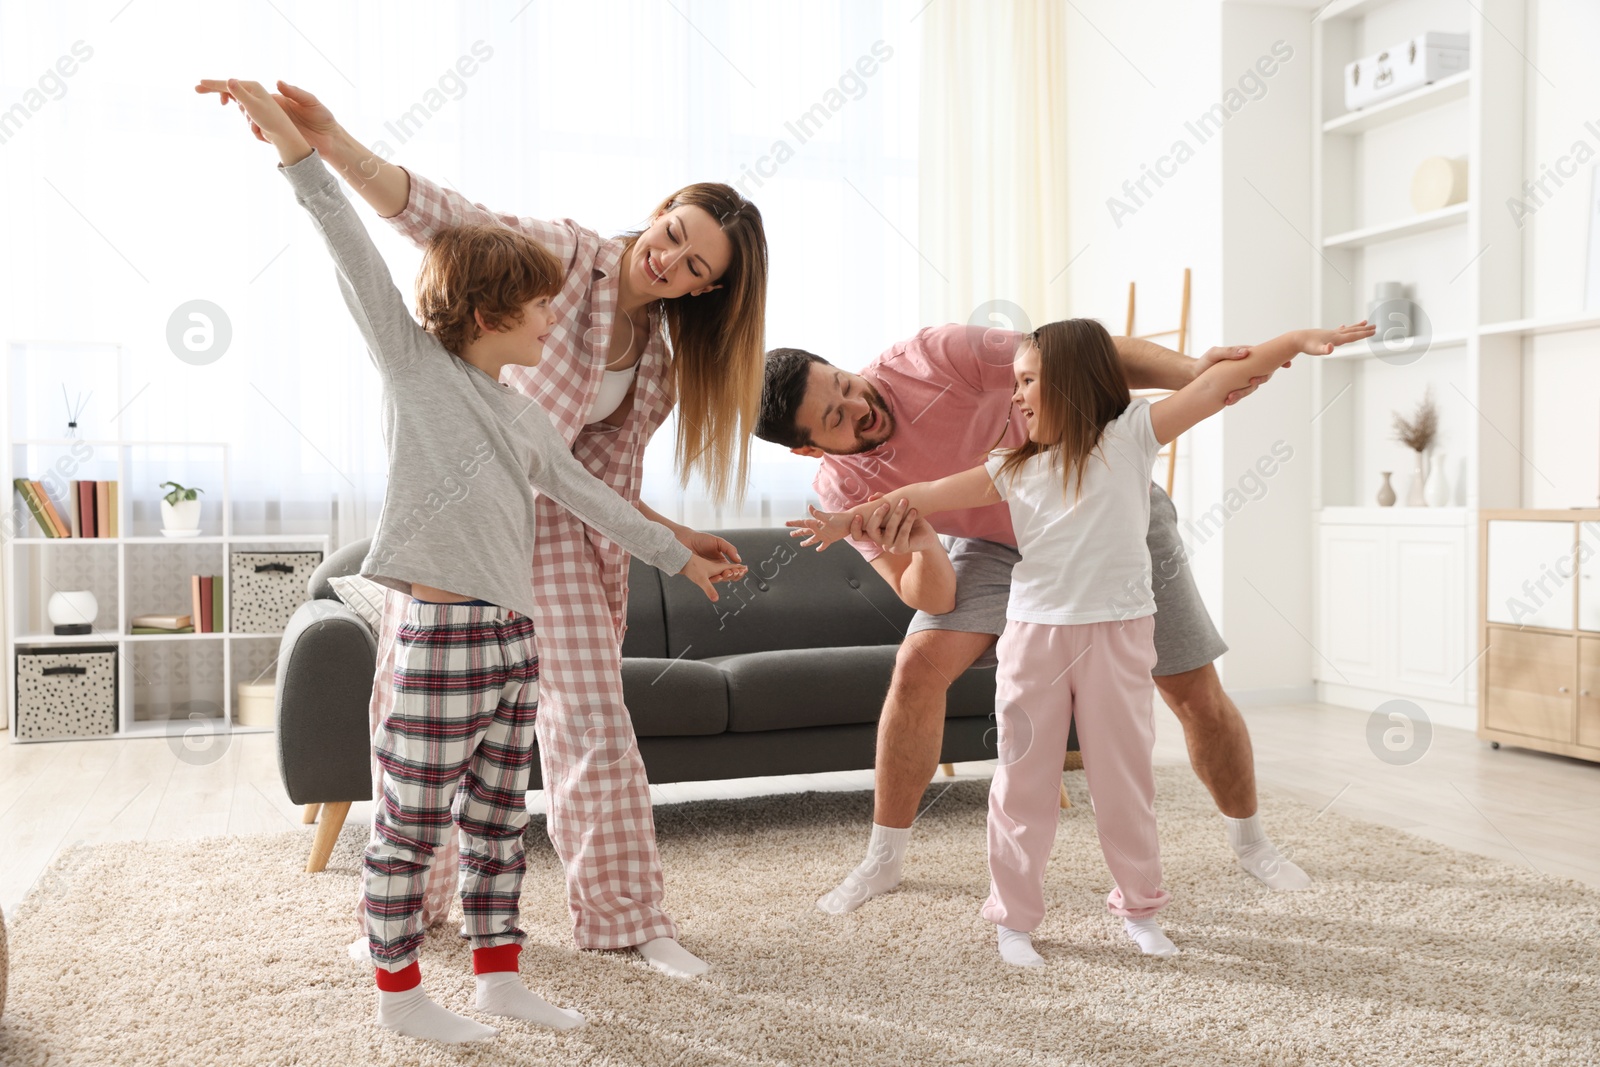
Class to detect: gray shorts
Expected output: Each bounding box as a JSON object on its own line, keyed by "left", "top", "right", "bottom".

{"left": 905, "top": 484, "right": 1228, "bottom": 674}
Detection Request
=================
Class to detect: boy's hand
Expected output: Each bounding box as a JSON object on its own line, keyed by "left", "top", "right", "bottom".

{"left": 195, "top": 78, "right": 313, "bottom": 166}
{"left": 679, "top": 554, "right": 747, "bottom": 602}
{"left": 1298, "top": 320, "right": 1376, "bottom": 355}
{"left": 786, "top": 503, "right": 865, "bottom": 552}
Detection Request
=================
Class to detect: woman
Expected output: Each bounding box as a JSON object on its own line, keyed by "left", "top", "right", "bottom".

{"left": 200, "top": 79, "right": 768, "bottom": 977}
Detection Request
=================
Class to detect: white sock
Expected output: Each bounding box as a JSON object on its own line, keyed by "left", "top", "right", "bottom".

{"left": 996, "top": 925, "right": 1044, "bottom": 968}
{"left": 1224, "top": 813, "right": 1311, "bottom": 891}
{"left": 474, "top": 972, "right": 586, "bottom": 1029}
{"left": 1123, "top": 917, "right": 1179, "bottom": 957}
{"left": 376, "top": 986, "right": 497, "bottom": 1043}
{"left": 348, "top": 936, "right": 371, "bottom": 963}
{"left": 636, "top": 936, "right": 709, "bottom": 978}
{"left": 817, "top": 823, "right": 910, "bottom": 914}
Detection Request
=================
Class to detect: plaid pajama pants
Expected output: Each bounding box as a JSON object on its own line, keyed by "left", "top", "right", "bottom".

{"left": 364, "top": 600, "right": 539, "bottom": 972}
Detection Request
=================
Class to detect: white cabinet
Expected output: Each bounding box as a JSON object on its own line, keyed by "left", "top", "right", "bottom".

{"left": 1486, "top": 520, "right": 1575, "bottom": 630}
{"left": 1580, "top": 523, "right": 1600, "bottom": 634}
{"left": 1315, "top": 516, "right": 1468, "bottom": 703}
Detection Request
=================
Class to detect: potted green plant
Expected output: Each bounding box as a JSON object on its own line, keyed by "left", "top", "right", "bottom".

{"left": 159, "top": 481, "right": 204, "bottom": 537}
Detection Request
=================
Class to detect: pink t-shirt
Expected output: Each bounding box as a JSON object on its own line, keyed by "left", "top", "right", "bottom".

{"left": 813, "top": 324, "right": 1024, "bottom": 562}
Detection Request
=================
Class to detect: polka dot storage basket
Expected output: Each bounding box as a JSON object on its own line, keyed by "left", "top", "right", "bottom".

{"left": 14, "top": 645, "right": 118, "bottom": 740}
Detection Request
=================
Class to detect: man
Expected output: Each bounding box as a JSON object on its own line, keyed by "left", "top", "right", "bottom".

{"left": 755, "top": 323, "right": 1310, "bottom": 915}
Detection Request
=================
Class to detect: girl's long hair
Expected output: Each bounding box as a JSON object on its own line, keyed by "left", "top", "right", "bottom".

{"left": 993, "top": 318, "right": 1130, "bottom": 501}
{"left": 625, "top": 183, "right": 768, "bottom": 506}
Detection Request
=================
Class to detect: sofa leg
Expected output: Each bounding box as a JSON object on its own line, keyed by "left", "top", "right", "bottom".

{"left": 305, "top": 801, "right": 351, "bottom": 873}
{"left": 1058, "top": 781, "right": 1072, "bottom": 809}
{"left": 939, "top": 763, "right": 955, "bottom": 778}
{"left": 302, "top": 803, "right": 322, "bottom": 825}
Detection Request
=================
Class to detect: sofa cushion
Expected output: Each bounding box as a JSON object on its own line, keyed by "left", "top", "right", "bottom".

{"left": 707, "top": 646, "right": 900, "bottom": 732}
{"left": 619, "top": 657, "right": 728, "bottom": 736}
{"left": 621, "top": 556, "right": 668, "bottom": 659}
{"left": 662, "top": 529, "right": 914, "bottom": 660}
{"left": 308, "top": 538, "right": 372, "bottom": 601}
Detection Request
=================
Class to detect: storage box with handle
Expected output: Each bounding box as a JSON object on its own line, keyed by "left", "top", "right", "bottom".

{"left": 14, "top": 645, "right": 118, "bottom": 740}
{"left": 229, "top": 551, "right": 324, "bottom": 634}
{"left": 1344, "top": 32, "right": 1469, "bottom": 112}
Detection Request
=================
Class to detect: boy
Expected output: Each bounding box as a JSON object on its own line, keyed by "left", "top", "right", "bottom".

{"left": 213, "top": 79, "right": 740, "bottom": 1042}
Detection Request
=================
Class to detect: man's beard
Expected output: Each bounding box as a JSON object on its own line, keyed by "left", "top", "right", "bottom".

{"left": 831, "top": 385, "right": 895, "bottom": 456}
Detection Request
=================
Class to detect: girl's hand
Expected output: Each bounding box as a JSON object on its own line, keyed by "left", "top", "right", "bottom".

{"left": 679, "top": 554, "right": 746, "bottom": 602}
{"left": 1299, "top": 320, "right": 1376, "bottom": 356}
{"left": 196, "top": 78, "right": 312, "bottom": 165}
{"left": 786, "top": 503, "right": 861, "bottom": 552}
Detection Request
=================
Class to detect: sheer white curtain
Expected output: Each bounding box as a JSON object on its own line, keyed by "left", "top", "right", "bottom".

{"left": 917, "top": 0, "right": 1069, "bottom": 332}
{"left": 0, "top": 0, "right": 923, "bottom": 544}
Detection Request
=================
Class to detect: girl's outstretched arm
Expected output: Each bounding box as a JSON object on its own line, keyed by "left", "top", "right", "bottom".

{"left": 1150, "top": 321, "right": 1375, "bottom": 445}
{"left": 787, "top": 464, "right": 1000, "bottom": 552}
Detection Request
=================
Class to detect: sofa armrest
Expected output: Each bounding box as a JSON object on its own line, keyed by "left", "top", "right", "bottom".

{"left": 275, "top": 599, "right": 379, "bottom": 806}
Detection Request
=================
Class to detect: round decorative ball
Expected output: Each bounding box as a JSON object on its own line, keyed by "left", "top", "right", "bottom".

{"left": 47, "top": 590, "right": 99, "bottom": 630}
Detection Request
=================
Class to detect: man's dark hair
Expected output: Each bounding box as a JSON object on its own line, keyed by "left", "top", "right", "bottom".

{"left": 757, "top": 347, "right": 831, "bottom": 448}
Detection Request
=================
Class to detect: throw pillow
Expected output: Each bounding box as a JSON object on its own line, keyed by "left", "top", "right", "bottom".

{"left": 328, "top": 573, "right": 387, "bottom": 633}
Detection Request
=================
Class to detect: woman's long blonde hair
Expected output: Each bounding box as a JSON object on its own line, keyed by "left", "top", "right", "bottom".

{"left": 627, "top": 183, "right": 768, "bottom": 506}
{"left": 993, "top": 318, "right": 1130, "bottom": 501}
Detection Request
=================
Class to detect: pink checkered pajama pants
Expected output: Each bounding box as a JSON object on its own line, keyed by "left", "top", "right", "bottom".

{"left": 365, "top": 600, "right": 540, "bottom": 977}
{"left": 981, "top": 615, "right": 1171, "bottom": 932}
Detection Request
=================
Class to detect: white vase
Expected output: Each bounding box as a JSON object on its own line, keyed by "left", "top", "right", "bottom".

{"left": 160, "top": 497, "right": 202, "bottom": 532}
{"left": 1424, "top": 451, "right": 1450, "bottom": 507}
{"left": 1405, "top": 452, "right": 1427, "bottom": 506}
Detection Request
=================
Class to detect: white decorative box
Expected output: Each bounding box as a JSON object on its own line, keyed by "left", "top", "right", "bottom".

{"left": 1344, "top": 32, "right": 1469, "bottom": 111}
{"left": 15, "top": 646, "right": 118, "bottom": 740}
{"left": 229, "top": 551, "right": 323, "bottom": 634}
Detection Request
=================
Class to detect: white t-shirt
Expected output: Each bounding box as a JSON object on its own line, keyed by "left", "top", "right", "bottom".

{"left": 983, "top": 399, "right": 1163, "bottom": 626}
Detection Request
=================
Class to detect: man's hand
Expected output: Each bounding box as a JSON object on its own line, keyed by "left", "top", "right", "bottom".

{"left": 678, "top": 554, "right": 747, "bottom": 602}
{"left": 1193, "top": 345, "right": 1278, "bottom": 406}
{"left": 197, "top": 78, "right": 313, "bottom": 166}
{"left": 849, "top": 496, "right": 940, "bottom": 556}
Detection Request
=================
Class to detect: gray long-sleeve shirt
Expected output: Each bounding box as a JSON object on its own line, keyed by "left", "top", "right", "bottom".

{"left": 280, "top": 152, "right": 690, "bottom": 617}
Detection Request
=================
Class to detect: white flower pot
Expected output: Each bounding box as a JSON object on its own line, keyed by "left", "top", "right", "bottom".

{"left": 160, "top": 497, "right": 202, "bottom": 533}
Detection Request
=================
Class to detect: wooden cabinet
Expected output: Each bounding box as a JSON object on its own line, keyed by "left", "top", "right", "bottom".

{"left": 1581, "top": 637, "right": 1600, "bottom": 750}
{"left": 1478, "top": 511, "right": 1600, "bottom": 763}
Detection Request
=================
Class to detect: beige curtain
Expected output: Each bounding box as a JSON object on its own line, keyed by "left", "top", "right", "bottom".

{"left": 919, "top": 0, "right": 1070, "bottom": 333}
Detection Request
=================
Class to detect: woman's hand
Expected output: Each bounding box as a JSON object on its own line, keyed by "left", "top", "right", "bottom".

{"left": 678, "top": 554, "right": 747, "bottom": 602}
{"left": 196, "top": 79, "right": 312, "bottom": 166}
{"left": 677, "top": 528, "right": 742, "bottom": 570}
{"left": 195, "top": 79, "right": 340, "bottom": 154}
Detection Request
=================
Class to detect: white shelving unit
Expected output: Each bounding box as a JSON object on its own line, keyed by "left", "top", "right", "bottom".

{"left": 4, "top": 345, "right": 329, "bottom": 743}
{"left": 1308, "top": 0, "right": 1533, "bottom": 728}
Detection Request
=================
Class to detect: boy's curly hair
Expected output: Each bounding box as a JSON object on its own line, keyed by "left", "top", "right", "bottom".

{"left": 415, "top": 225, "right": 565, "bottom": 355}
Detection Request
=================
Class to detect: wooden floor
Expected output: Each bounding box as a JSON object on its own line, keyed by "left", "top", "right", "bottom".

{"left": 3, "top": 700, "right": 1598, "bottom": 918}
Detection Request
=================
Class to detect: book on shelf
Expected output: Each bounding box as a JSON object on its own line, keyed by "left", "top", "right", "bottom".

{"left": 95, "top": 481, "right": 110, "bottom": 538}
{"left": 191, "top": 575, "right": 204, "bottom": 633}
{"left": 107, "top": 481, "right": 119, "bottom": 537}
{"left": 31, "top": 481, "right": 69, "bottom": 537}
{"left": 78, "top": 480, "right": 96, "bottom": 537}
{"left": 132, "top": 625, "right": 195, "bottom": 635}
{"left": 13, "top": 479, "right": 57, "bottom": 537}
{"left": 211, "top": 576, "right": 222, "bottom": 633}
{"left": 131, "top": 613, "right": 192, "bottom": 630}
{"left": 199, "top": 575, "right": 214, "bottom": 633}
{"left": 67, "top": 480, "right": 81, "bottom": 537}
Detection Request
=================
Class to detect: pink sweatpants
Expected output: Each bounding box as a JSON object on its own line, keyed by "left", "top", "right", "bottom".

{"left": 981, "top": 615, "right": 1169, "bottom": 931}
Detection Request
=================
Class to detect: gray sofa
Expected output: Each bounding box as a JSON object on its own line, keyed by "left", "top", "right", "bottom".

{"left": 276, "top": 529, "right": 1002, "bottom": 870}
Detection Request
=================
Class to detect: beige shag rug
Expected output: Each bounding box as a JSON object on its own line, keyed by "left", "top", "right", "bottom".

{"left": 2, "top": 768, "right": 1598, "bottom": 1067}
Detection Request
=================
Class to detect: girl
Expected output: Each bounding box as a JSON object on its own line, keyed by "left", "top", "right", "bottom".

{"left": 197, "top": 79, "right": 768, "bottom": 976}
{"left": 791, "top": 316, "right": 1373, "bottom": 965}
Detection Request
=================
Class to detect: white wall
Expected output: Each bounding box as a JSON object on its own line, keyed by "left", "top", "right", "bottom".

{"left": 1520, "top": 0, "right": 1600, "bottom": 509}
{"left": 1063, "top": 0, "right": 1316, "bottom": 695}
